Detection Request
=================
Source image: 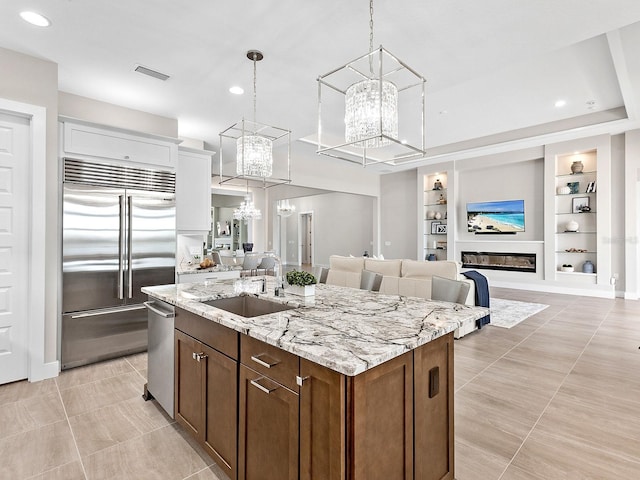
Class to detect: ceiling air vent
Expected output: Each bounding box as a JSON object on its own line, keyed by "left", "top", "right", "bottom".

{"left": 134, "top": 64, "right": 170, "bottom": 81}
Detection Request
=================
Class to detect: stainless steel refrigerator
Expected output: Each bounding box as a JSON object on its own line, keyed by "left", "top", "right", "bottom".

{"left": 61, "top": 158, "right": 176, "bottom": 369}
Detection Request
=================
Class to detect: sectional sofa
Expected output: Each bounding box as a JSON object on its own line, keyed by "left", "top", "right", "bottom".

{"left": 325, "top": 255, "right": 481, "bottom": 337}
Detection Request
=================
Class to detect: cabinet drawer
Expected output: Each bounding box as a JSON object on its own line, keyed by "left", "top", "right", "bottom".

{"left": 175, "top": 308, "right": 238, "bottom": 360}
{"left": 241, "top": 334, "right": 299, "bottom": 392}
{"left": 63, "top": 122, "right": 176, "bottom": 168}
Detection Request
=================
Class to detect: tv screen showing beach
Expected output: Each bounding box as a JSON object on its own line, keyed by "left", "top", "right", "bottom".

{"left": 467, "top": 199, "right": 525, "bottom": 233}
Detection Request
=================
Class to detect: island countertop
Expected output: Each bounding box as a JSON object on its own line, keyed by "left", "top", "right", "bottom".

{"left": 142, "top": 277, "right": 488, "bottom": 376}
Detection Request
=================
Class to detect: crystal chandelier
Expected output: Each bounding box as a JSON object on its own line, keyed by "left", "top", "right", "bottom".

{"left": 316, "top": 0, "right": 426, "bottom": 167}
{"left": 276, "top": 199, "right": 296, "bottom": 217}
{"left": 233, "top": 194, "right": 262, "bottom": 224}
{"left": 219, "top": 50, "right": 291, "bottom": 189}
{"left": 237, "top": 50, "right": 273, "bottom": 177}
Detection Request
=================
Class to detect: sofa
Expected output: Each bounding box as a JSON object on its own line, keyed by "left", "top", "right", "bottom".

{"left": 325, "top": 255, "right": 481, "bottom": 337}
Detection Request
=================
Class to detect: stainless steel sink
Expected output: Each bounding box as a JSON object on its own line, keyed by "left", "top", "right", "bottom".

{"left": 203, "top": 296, "right": 296, "bottom": 318}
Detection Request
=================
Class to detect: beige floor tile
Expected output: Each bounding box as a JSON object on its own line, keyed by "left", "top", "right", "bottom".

{"left": 499, "top": 463, "right": 549, "bottom": 479}
{"left": 509, "top": 429, "right": 640, "bottom": 479}
{"left": 60, "top": 371, "right": 144, "bottom": 417}
{"left": 454, "top": 440, "right": 509, "bottom": 480}
{"left": 479, "top": 357, "right": 567, "bottom": 394}
{"left": 114, "top": 395, "right": 173, "bottom": 433}
{"left": 83, "top": 423, "right": 212, "bottom": 480}
{"left": 0, "top": 420, "right": 79, "bottom": 479}
{"left": 0, "top": 391, "right": 66, "bottom": 440}
{"left": 26, "top": 461, "right": 86, "bottom": 480}
{"left": 56, "top": 358, "right": 135, "bottom": 391}
{"left": 125, "top": 351, "right": 148, "bottom": 372}
{"left": 185, "top": 464, "right": 230, "bottom": 480}
{"left": 0, "top": 378, "right": 58, "bottom": 407}
{"left": 455, "top": 404, "right": 528, "bottom": 461}
{"left": 535, "top": 390, "right": 640, "bottom": 464}
{"left": 69, "top": 403, "right": 143, "bottom": 458}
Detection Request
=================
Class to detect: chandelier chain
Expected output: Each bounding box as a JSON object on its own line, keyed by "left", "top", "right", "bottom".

{"left": 369, "top": 0, "right": 374, "bottom": 53}
{"left": 252, "top": 52, "right": 257, "bottom": 123}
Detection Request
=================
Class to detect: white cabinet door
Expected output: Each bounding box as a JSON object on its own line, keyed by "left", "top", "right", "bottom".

{"left": 63, "top": 122, "right": 177, "bottom": 168}
{"left": 176, "top": 148, "right": 213, "bottom": 231}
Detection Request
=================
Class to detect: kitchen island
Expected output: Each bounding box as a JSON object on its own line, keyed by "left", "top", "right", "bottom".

{"left": 143, "top": 277, "right": 488, "bottom": 480}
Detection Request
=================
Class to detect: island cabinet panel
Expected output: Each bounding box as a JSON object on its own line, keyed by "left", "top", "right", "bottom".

{"left": 238, "top": 365, "right": 299, "bottom": 480}
{"left": 350, "top": 351, "right": 414, "bottom": 480}
{"left": 175, "top": 330, "right": 204, "bottom": 438}
{"left": 299, "top": 359, "right": 347, "bottom": 480}
{"left": 414, "top": 334, "right": 455, "bottom": 480}
{"left": 174, "top": 307, "right": 239, "bottom": 480}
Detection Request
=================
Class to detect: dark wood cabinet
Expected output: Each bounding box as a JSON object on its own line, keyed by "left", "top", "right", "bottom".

{"left": 351, "top": 351, "right": 414, "bottom": 480}
{"left": 299, "top": 359, "right": 346, "bottom": 480}
{"left": 238, "top": 333, "right": 300, "bottom": 480}
{"left": 238, "top": 364, "right": 299, "bottom": 480}
{"left": 174, "top": 308, "right": 238, "bottom": 480}
{"left": 174, "top": 329, "right": 203, "bottom": 438}
{"left": 414, "top": 333, "right": 455, "bottom": 480}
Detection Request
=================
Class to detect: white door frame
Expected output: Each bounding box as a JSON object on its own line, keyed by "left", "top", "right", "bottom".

{"left": 0, "top": 98, "right": 52, "bottom": 381}
{"left": 297, "top": 211, "right": 314, "bottom": 267}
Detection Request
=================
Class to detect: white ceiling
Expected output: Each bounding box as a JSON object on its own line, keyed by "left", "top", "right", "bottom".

{"left": 3, "top": 0, "right": 640, "bottom": 169}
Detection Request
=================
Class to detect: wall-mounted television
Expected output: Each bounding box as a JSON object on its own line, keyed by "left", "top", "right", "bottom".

{"left": 467, "top": 199, "right": 525, "bottom": 234}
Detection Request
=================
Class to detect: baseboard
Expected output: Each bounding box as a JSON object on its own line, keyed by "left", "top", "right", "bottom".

{"left": 489, "top": 280, "right": 616, "bottom": 299}
{"left": 30, "top": 360, "right": 60, "bottom": 382}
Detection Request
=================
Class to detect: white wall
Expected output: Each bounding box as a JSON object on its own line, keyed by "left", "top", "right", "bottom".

{"left": 380, "top": 169, "right": 418, "bottom": 259}
{"left": 279, "top": 192, "right": 376, "bottom": 266}
{"left": 0, "top": 46, "right": 58, "bottom": 363}
{"left": 59, "top": 92, "right": 177, "bottom": 138}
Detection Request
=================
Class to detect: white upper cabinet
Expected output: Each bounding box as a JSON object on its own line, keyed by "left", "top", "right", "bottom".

{"left": 176, "top": 147, "right": 213, "bottom": 232}
{"left": 62, "top": 120, "right": 178, "bottom": 168}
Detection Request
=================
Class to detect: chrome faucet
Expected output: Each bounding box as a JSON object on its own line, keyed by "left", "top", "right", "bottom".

{"left": 264, "top": 252, "right": 285, "bottom": 296}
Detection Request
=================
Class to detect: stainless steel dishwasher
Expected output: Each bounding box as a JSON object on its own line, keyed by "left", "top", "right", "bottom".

{"left": 143, "top": 297, "right": 175, "bottom": 418}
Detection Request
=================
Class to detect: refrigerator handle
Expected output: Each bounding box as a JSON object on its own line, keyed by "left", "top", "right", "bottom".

{"left": 127, "top": 195, "right": 133, "bottom": 299}
{"left": 118, "top": 194, "right": 125, "bottom": 300}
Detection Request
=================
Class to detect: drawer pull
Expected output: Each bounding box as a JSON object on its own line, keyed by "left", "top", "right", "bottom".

{"left": 250, "top": 378, "right": 277, "bottom": 394}
{"left": 193, "top": 352, "right": 207, "bottom": 362}
{"left": 250, "top": 354, "right": 279, "bottom": 369}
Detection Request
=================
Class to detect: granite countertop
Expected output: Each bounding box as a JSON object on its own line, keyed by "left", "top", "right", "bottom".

{"left": 176, "top": 264, "right": 242, "bottom": 275}
{"left": 142, "top": 277, "right": 489, "bottom": 376}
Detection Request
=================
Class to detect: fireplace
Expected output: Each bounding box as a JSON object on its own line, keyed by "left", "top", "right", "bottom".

{"left": 461, "top": 251, "right": 536, "bottom": 273}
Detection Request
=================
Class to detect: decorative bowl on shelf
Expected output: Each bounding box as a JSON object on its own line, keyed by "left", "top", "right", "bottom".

{"left": 557, "top": 185, "right": 571, "bottom": 195}
{"left": 565, "top": 220, "right": 579, "bottom": 232}
{"left": 560, "top": 265, "right": 574, "bottom": 272}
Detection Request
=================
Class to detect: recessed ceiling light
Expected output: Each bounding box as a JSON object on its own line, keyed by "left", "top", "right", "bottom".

{"left": 20, "top": 11, "right": 51, "bottom": 27}
{"left": 554, "top": 100, "right": 566, "bottom": 108}
{"left": 229, "top": 86, "right": 244, "bottom": 95}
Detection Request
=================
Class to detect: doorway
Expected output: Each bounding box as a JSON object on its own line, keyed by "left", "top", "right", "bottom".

{"left": 298, "top": 212, "right": 313, "bottom": 268}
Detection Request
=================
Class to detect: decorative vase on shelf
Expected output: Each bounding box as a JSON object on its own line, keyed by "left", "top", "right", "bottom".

{"left": 426, "top": 211, "right": 435, "bottom": 220}
{"left": 434, "top": 211, "right": 442, "bottom": 220}
{"left": 565, "top": 220, "right": 579, "bottom": 232}
{"left": 427, "top": 253, "right": 437, "bottom": 261}
{"left": 571, "top": 160, "right": 584, "bottom": 174}
{"left": 582, "top": 260, "right": 594, "bottom": 274}
{"left": 557, "top": 185, "right": 571, "bottom": 195}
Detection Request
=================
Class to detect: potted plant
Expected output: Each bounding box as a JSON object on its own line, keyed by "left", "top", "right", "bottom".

{"left": 285, "top": 270, "right": 317, "bottom": 296}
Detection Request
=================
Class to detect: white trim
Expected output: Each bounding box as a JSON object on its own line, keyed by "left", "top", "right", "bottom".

{"left": 0, "top": 98, "right": 57, "bottom": 382}
{"left": 297, "top": 211, "right": 314, "bottom": 266}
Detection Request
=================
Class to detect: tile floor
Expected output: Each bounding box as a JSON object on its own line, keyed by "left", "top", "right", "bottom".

{"left": 1, "top": 287, "right": 639, "bottom": 479}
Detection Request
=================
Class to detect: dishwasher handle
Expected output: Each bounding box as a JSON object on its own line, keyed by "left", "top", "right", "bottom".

{"left": 144, "top": 301, "right": 175, "bottom": 318}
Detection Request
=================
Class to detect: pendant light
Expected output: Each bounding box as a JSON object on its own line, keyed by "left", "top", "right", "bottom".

{"left": 219, "top": 50, "right": 292, "bottom": 189}
{"left": 317, "top": 0, "right": 427, "bottom": 167}
{"left": 237, "top": 50, "right": 272, "bottom": 178}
